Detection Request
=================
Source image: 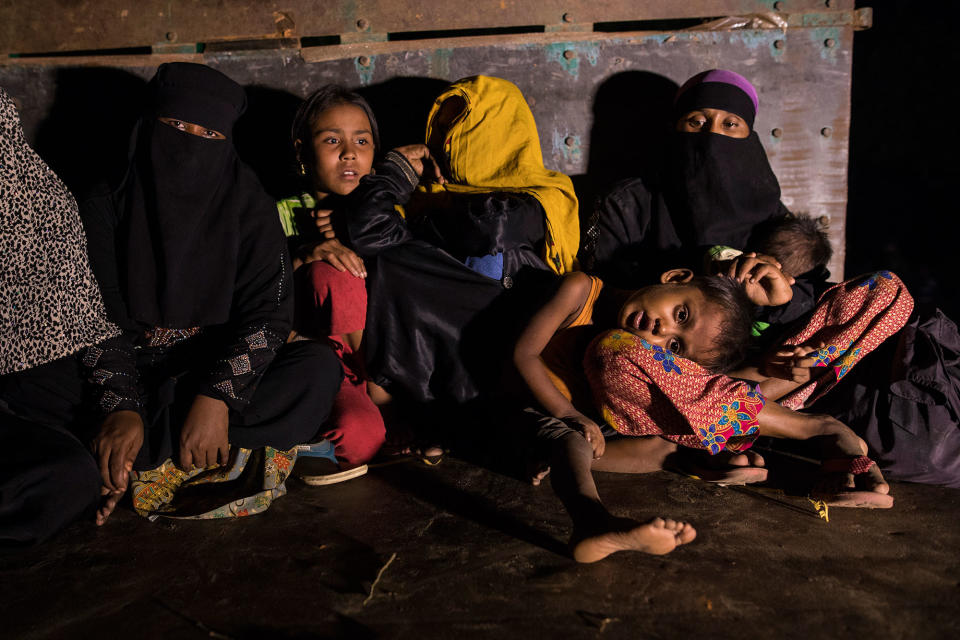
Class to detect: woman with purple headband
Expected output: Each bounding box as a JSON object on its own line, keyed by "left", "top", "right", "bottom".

{"left": 582, "top": 69, "right": 790, "bottom": 288}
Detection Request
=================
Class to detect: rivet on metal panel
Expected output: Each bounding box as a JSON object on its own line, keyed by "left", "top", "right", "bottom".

{"left": 818, "top": 215, "right": 830, "bottom": 227}
{"left": 771, "top": 128, "right": 783, "bottom": 138}
{"left": 824, "top": 38, "right": 836, "bottom": 48}
{"left": 563, "top": 50, "right": 577, "bottom": 60}
{"left": 564, "top": 136, "right": 576, "bottom": 147}
{"left": 358, "top": 56, "right": 371, "bottom": 67}
{"left": 854, "top": 7, "right": 874, "bottom": 30}
{"left": 165, "top": 32, "right": 177, "bottom": 42}
{"left": 773, "top": 1, "right": 784, "bottom": 10}
{"left": 356, "top": 18, "right": 369, "bottom": 31}
{"left": 563, "top": 13, "right": 573, "bottom": 23}
{"left": 820, "top": 126, "right": 833, "bottom": 138}
{"left": 773, "top": 39, "right": 785, "bottom": 50}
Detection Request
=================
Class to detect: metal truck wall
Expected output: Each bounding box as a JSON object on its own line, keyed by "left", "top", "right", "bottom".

{"left": 0, "top": 1, "right": 864, "bottom": 277}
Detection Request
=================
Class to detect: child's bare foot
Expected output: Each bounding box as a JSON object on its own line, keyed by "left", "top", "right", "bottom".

{"left": 570, "top": 517, "right": 697, "bottom": 563}
{"left": 812, "top": 457, "right": 892, "bottom": 508}
{"left": 527, "top": 459, "right": 551, "bottom": 486}
{"left": 95, "top": 486, "right": 125, "bottom": 526}
{"left": 675, "top": 449, "right": 767, "bottom": 485}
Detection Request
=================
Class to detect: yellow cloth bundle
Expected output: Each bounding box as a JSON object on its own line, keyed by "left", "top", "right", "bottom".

{"left": 418, "top": 75, "right": 579, "bottom": 274}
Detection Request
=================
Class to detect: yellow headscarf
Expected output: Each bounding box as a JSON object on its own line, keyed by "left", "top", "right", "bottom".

{"left": 418, "top": 76, "right": 579, "bottom": 275}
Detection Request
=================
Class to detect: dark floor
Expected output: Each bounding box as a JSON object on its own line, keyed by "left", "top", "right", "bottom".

{"left": 2, "top": 450, "right": 958, "bottom": 640}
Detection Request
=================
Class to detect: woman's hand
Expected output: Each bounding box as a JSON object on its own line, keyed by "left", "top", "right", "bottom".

{"left": 179, "top": 394, "right": 230, "bottom": 470}
{"left": 299, "top": 238, "right": 366, "bottom": 278}
{"left": 393, "top": 144, "right": 445, "bottom": 184}
{"left": 92, "top": 410, "right": 145, "bottom": 492}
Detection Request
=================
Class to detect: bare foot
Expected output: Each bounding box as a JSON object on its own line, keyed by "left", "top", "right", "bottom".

{"left": 676, "top": 449, "right": 767, "bottom": 485}
{"left": 723, "top": 450, "right": 765, "bottom": 468}
{"left": 528, "top": 460, "right": 551, "bottom": 486}
{"left": 96, "top": 485, "right": 125, "bottom": 526}
{"left": 813, "top": 464, "right": 892, "bottom": 508}
{"left": 571, "top": 517, "right": 697, "bottom": 563}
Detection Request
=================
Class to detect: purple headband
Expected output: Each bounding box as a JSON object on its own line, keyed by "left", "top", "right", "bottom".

{"left": 674, "top": 69, "right": 759, "bottom": 126}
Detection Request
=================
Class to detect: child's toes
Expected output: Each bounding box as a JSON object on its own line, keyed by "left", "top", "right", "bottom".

{"left": 857, "top": 467, "right": 890, "bottom": 494}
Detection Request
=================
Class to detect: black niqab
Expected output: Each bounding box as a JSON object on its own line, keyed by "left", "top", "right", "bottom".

{"left": 122, "top": 62, "right": 269, "bottom": 328}
{"left": 663, "top": 129, "right": 784, "bottom": 249}
{"left": 663, "top": 78, "right": 784, "bottom": 249}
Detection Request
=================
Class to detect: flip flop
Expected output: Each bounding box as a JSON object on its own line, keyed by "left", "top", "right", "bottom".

{"left": 294, "top": 441, "right": 368, "bottom": 485}
{"left": 295, "top": 457, "right": 369, "bottom": 485}
{"left": 811, "top": 455, "right": 893, "bottom": 509}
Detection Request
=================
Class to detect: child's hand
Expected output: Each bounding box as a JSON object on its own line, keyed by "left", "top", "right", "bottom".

{"left": 393, "top": 144, "right": 446, "bottom": 184}
{"left": 761, "top": 342, "right": 824, "bottom": 383}
{"left": 561, "top": 414, "right": 606, "bottom": 459}
{"left": 312, "top": 208, "right": 335, "bottom": 239}
{"left": 300, "top": 239, "right": 366, "bottom": 278}
{"left": 725, "top": 252, "right": 795, "bottom": 307}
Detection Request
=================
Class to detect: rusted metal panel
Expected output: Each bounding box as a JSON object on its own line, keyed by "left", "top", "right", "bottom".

{"left": 0, "top": 13, "right": 855, "bottom": 276}
{"left": 1, "top": 0, "right": 854, "bottom": 55}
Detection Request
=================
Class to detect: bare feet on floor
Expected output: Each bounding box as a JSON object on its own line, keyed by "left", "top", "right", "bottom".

{"left": 570, "top": 517, "right": 697, "bottom": 563}
{"left": 677, "top": 449, "right": 768, "bottom": 485}
{"left": 813, "top": 463, "right": 893, "bottom": 508}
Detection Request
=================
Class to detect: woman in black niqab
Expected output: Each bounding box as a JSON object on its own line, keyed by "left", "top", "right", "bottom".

{"left": 123, "top": 62, "right": 257, "bottom": 328}
{"left": 80, "top": 63, "right": 342, "bottom": 521}
{"left": 582, "top": 68, "right": 788, "bottom": 286}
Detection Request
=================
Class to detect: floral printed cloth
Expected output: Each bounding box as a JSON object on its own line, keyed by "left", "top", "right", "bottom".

{"left": 778, "top": 271, "right": 914, "bottom": 409}
{"left": 585, "top": 271, "right": 914, "bottom": 454}
{"left": 586, "top": 331, "right": 764, "bottom": 453}
{"left": 129, "top": 446, "right": 297, "bottom": 519}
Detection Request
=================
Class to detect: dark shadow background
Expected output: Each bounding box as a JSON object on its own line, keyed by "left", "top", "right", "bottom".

{"left": 847, "top": 0, "right": 959, "bottom": 318}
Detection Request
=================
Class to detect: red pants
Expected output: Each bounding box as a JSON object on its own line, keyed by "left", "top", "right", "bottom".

{"left": 295, "top": 261, "right": 385, "bottom": 465}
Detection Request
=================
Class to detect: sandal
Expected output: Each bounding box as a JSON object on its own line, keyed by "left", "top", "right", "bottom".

{"left": 294, "top": 440, "right": 369, "bottom": 485}
{"left": 811, "top": 455, "right": 893, "bottom": 508}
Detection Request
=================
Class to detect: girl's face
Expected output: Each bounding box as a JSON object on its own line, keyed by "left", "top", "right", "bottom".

{"left": 675, "top": 108, "right": 749, "bottom": 138}
{"left": 306, "top": 103, "right": 375, "bottom": 197}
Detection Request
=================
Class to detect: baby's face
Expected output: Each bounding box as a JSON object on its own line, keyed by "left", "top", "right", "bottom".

{"left": 618, "top": 283, "right": 724, "bottom": 364}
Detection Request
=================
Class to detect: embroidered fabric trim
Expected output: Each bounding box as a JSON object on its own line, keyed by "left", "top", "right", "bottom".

{"left": 144, "top": 326, "right": 201, "bottom": 348}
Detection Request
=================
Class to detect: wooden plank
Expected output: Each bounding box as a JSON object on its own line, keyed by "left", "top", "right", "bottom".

{"left": 0, "top": 0, "right": 855, "bottom": 55}
{"left": 0, "top": 22, "right": 853, "bottom": 276}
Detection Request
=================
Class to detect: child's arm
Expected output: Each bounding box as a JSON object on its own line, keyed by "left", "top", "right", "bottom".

{"left": 514, "top": 272, "right": 606, "bottom": 458}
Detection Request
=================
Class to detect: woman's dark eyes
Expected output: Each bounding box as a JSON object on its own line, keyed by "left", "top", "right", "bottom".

{"left": 677, "top": 306, "right": 688, "bottom": 323}
{"left": 669, "top": 338, "right": 681, "bottom": 353}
